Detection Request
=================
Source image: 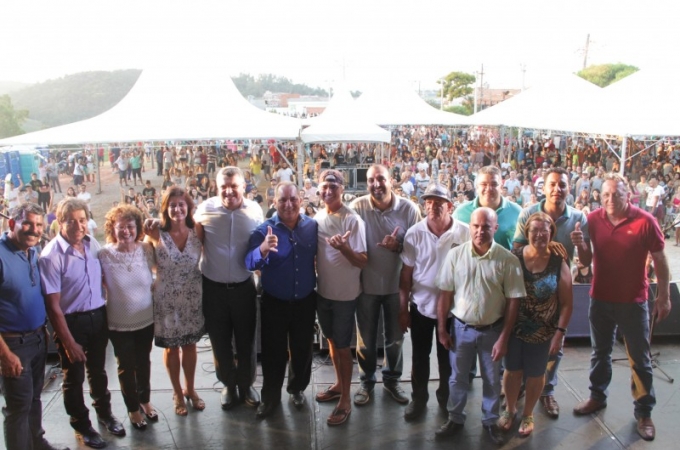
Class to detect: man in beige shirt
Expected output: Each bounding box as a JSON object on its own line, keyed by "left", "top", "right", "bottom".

{"left": 434, "top": 207, "right": 526, "bottom": 445}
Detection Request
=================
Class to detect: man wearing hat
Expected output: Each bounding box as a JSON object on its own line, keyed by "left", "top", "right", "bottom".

{"left": 399, "top": 184, "right": 469, "bottom": 420}
{"left": 313, "top": 169, "right": 367, "bottom": 425}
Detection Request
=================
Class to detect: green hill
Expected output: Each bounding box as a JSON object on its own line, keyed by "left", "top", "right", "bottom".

{"left": 11, "top": 70, "right": 142, "bottom": 128}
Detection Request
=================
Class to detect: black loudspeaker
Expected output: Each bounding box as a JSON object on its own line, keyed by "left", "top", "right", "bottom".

{"left": 356, "top": 168, "right": 368, "bottom": 191}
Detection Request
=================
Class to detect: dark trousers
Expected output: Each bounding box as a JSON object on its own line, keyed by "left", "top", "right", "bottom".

{"left": 202, "top": 276, "right": 257, "bottom": 391}
{"left": 57, "top": 307, "right": 112, "bottom": 432}
{"left": 1, "top": 330, "right": 47, "bottom": 450}
{"left": 260, "top": 291, "right": 316, "bottom": 404}
{"left": 410, "top": 304, "right": 451, "bottom": 406}
{"left": 108, "top": 324, "right": 154, "bottom": 412}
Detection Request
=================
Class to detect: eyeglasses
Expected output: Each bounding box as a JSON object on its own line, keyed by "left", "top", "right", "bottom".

{"left": 114, "top": 225, "right": 137, "bottom": 232}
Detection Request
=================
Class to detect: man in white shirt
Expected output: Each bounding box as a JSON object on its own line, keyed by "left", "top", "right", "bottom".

{"left": 77, "top": 184, "right": 92, "bottom": 212}
{"left": 399, "top": 184, "right": 469, "bottom": 420}
{"left": 276, "top": 162, "right": 294, "bottom": 183}
{"left": 194, "top": 166, "right": 263, "bottom": 410}
{"left": 503, "top": 171, "right": 520, "bottom": 194}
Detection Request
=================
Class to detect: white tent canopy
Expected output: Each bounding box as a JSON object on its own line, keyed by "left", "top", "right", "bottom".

{"left": 466, "top": 73, "right": 604, "bottom": 133}
{"left": 300, "top": 88, "right": 390, "bottom": 143}
{"left": 589, "top": 69, "right": 680, "bottom": 136}
{"left": 0, "top": 67, "right": 301, "bottom": 146}
{"left": 355, "top": 82, "right": 470, "bottom": 126}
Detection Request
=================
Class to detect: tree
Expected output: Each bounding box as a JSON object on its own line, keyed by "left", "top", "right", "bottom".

{"left": 438, "top": 71, "right": 476, "bottom": 102}
{"left": 577, "top": 63, "right": 638, "bottom": 88}
{"left": 0, "top": 94, "right": 28, "bottom": 138}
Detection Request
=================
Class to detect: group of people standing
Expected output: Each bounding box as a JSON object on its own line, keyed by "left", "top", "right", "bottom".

{"left": 0, "top": 158, "right": 672, "bottom": 449}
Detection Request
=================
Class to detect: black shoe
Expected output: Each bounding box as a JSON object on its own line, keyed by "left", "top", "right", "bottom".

{"left": 75, "top": 427, "right": 107, "bottom": 449}
{"left": 484, "top": 424, "right": 505, "bottom": 445}
{"left": 290, "top": 391, "right": 306, "bottom": 409}
{"left": 435, "top": 420, "right": 464, "bottom": 438}
{"left": 240, "top": 386, "right": 261, "bottom": 407}
{"left": 404, "top": 400, "right": 427, "bottom": 420}
{"left": 256, "top": 401, "right": 280, "bottom": 419}
{"left": 221, "top": 387, "right": 238, "bottom": 410}
{"left": 97, "top": 415, "right": 126, "bottom": 437}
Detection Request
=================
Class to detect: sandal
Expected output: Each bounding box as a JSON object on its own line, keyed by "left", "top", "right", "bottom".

{"left": 140, "top": 403, "right": 158, "bottom": 422}
{"left": 184, "top": 391, "right": 206, "bottom": 411}
{"left": 128, "top": 411, "right": 147, "bottom": 430}
{"left": 327, "top": 407, "right": 351, "bottom": 426}
{"left": 173, "top": 394, "right": 188, "bottom": 416}
{"left": 315, "top": 387, "right": 342, "bottom": 403}
{"left": 519, "top": 415, "right": 534, "bottom": 437}
{"left": 498, "top": 410, "right": 516, "bottom": 432}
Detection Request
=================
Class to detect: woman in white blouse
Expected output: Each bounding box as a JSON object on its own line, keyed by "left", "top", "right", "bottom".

{"left": 99, "top": 205, "right": 157, "bottom": 430}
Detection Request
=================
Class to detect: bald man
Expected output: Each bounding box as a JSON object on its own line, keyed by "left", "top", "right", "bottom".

{"left": 434, "top": 207, "right": 526, "bottom": 445}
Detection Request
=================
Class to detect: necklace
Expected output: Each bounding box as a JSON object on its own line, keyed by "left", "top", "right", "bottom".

{"left": 116, "top": 244, "right": 138, "bottom": 272}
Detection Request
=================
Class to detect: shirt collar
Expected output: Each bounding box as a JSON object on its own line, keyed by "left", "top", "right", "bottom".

{"left": 473, "top": 196, "right": 507, "bottom": 212}
{"left": 0, "top": 232, "right": 35, "bottom": 257}
{"left": 55, "top": 232, "right": 90, "bottom": 254}
{"left": 539, "top": 199, "right": 572, "bottom": 220}
{"left": 470, "top": 240, "right": 496, "bottom": 259}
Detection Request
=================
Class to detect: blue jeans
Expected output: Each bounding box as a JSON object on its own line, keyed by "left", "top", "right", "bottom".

{"left": 542, "top": 349, "right": 563, "bottom": 396}
{"left": 447, "top": 320, "right": 502, "bottom": 426}
{"left": 1, "top": 330, "right": 47, "bottom": 450}
{"left": 355, "top": 293, "right": 404, "bottom": 388}
{"left": 588, "top": 298, "right": 655, "bottom": 418}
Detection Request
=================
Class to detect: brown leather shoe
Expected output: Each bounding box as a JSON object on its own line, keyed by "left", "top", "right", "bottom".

{"left": 540, "top": 395, "right": 559, "bottom": 418}
{"left": 636, "top": 417, "right": 655, "bottom": 441}
{"left": 573, "top": 398, "right": 606, "bottom": 415}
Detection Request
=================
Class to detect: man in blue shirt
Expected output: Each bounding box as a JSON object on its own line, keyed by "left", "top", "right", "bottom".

{"left": 246, "top": 181, "right": 318, "bottom": 419}
{"left": 0, "top": 203, "right": 68, "bottom": 450}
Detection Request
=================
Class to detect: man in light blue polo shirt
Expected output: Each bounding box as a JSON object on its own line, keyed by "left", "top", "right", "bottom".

{"left": 512, "top": 167, "right": 592, "bottom": 419}
{"left": 453, "top": 165, "right": 522, "bottom": 251}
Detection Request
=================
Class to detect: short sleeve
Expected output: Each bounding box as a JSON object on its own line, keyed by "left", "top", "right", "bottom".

{"left": 435, "top": 248, "right": 456, "bottom": 292}
{"left": 400, "top": 227, "right": 417, "bottom": 267}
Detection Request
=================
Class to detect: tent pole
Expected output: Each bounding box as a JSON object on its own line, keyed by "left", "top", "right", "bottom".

{"left": 619, "top": 136, "right": 627, "bottom": 176}
{"left": 95, "top": 143, "right": 102, "bottom": 195}
{"left": 296, "top": 139, "right": 304, "bottom": 188}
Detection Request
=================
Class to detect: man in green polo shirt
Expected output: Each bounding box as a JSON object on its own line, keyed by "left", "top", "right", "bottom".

{"left": 453, "top": 165, "right": 521, "bottom": 250}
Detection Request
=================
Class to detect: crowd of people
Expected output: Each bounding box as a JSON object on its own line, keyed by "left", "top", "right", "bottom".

{"left": 0, "top": 126, "right": 676, "bottom": 448}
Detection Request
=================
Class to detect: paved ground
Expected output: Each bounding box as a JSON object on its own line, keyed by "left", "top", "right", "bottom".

{"left": 2, "top": 330, "right": 678, "bottom": 449}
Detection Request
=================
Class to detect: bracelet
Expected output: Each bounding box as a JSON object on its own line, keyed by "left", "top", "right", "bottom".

{"left": 556, "top": 327, "right": 567, "bottom": 334}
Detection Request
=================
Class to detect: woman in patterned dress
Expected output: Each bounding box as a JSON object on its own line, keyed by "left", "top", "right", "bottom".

{"left": 499, "top": 212, "right": 573, "bottom": 437}
{"left": 145, "top": 187, "right": 205, "bottom": 416}
{"left": 99, "top": 204, "right": 157, "bottom": 430}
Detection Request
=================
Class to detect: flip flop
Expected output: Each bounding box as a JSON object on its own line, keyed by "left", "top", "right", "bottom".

{"left": 315, "top": 387, "right": 342, "bottom": 403}
{"left": 327, "top": 407, "right": 351, "bottom": 426}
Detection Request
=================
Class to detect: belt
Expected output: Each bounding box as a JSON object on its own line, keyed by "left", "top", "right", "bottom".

{"left": 1, "top": 325, "right": 45, "bottom": 339}
{"left": 455, "top": 316, "right": 503, "bottom": 331}
{"left": 205, "top": 275, "right": 253, "bottom": 290}
{"left": 64, "top": 305, "right": 106, "bottom": 318}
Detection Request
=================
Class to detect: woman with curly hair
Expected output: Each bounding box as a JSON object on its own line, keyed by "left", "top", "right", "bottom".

{"left": 99, "top": 205, "right": 157, "bottom": 430}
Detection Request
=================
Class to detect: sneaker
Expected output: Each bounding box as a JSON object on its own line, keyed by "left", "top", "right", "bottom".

{"left": 353, "top": 386, "right": 372, "bottom": 406}
{"left": 383, "top": 383, "right": 409, "bottom": 404}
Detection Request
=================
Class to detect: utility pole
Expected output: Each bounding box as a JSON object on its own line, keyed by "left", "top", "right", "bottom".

{"left": 582, "top": 34, "right": 590, "bottom": 70}
{"left": 478, "top": 64, "right": 485, "bottom": 111}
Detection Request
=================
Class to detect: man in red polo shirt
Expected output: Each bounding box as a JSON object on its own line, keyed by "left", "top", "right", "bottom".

{"left": 573, "top": 173, "right": 671, "bottom": 442}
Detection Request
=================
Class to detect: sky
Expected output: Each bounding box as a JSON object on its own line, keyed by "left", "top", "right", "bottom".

{"left": 1, "top": 0, "right": 678, "bottom": 92}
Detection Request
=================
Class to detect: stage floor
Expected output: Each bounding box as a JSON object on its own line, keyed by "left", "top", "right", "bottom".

{"left": 2, "top": 332, "right": 679, "bottom": 450}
